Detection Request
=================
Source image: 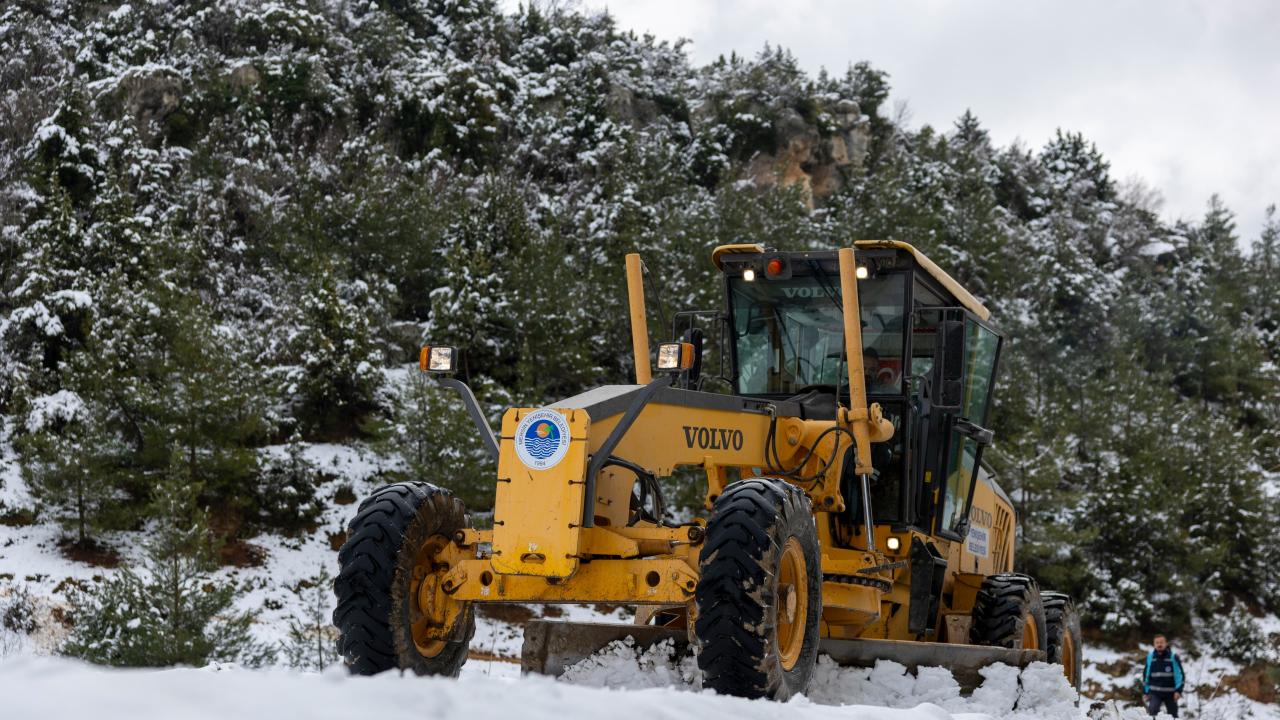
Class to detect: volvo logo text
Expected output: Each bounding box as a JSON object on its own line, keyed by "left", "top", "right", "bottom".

{"left": 682, "top": 426, "right": 745, "bottom": 451}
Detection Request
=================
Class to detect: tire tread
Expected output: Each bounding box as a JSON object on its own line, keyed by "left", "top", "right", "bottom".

{"left": 333, "top": 481, "right": 474, "bottom": 676}
{"left": 694, "top": 479, "right": 820, "bottom": 700}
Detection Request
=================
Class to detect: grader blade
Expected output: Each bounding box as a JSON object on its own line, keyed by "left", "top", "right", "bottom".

{"left": 819, "top": 637, "right": 1046, "bottom": 692}
{"left": 520, "top": 620, "right": 687, "bottom": 677}
{"left": 521, "top": 621, "right": 1045, "bottom": 693}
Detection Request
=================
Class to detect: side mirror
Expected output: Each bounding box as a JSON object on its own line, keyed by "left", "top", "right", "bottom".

{"left": 681, "top": 327, "right": 704, "bottom": 388}
{"left": 933, "top": 320, "right": 965, "bottom": 410}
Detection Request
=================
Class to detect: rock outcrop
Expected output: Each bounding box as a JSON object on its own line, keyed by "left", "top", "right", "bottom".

{"left": 745, "top": 98, "right": 870, "bottom": 206}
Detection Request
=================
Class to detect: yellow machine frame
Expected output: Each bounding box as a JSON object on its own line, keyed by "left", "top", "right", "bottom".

{"left": 415, "top": 242, "right": 1016, "bottom": 649}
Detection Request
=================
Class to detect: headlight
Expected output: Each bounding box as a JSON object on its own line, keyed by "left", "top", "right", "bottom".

{"left": 656, "top": 342, "right": 694, "bottom": 372}
{"left": 419, "top": 345, "right": 458, "bottom": 374}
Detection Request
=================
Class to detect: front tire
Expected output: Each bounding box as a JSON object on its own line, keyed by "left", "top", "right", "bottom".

{"left": 1043, "top": 591, "right": 1083, "bottom": 695}
{"left": 969, "top": 573, "right": 1047, "bottom": 651}
{"left": 694, "top": 479, "right": 821, "bottom": 700}
{"left": 333, "top": 482, "right": 475, "bottom": 676}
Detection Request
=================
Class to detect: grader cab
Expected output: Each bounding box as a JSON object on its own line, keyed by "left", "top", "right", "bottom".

{"left": 333, "top": 241, "right": 1082, "bottom": 700}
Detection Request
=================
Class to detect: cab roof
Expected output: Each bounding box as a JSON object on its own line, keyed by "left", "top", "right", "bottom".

{"left": 710, "top": 240, "right": 991, "bottom": 321}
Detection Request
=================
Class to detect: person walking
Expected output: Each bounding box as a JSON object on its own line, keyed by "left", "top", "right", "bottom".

{"left": 1142, "top": 634, "right": 1186, "bottom": 717}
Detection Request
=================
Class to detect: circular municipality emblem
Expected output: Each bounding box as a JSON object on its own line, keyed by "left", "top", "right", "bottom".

{"left": 514, "top": 409, "right": 571, "bottom": 470}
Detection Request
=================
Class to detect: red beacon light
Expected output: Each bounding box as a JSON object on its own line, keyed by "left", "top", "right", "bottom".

{"left": 766, "top": 258, "right": 784, "bottom": 276}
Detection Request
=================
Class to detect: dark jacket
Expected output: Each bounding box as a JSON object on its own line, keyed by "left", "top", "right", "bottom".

{"left": 1143, "top": 648, "right": 1185, "bottom": 694}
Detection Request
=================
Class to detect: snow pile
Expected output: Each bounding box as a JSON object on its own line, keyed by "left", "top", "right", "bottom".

{"left": 1012, "top": 664, "right": 1080, "bottom": 718}
{"left": 561, "top": 638, "right": 700, "bottom": 690}
{"left": 560, "top": 640, "right": 1083, "bottom": 719}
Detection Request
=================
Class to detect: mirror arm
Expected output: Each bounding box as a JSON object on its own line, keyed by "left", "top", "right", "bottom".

{"left": 436, "top": 378, "right": 500, "bottom": 462}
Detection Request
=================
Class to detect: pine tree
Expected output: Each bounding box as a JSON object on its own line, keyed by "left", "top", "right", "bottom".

{"left": 255, "top": 432, "right": 323, "bottom": 534}
{"left": 1253, "top": 205, "right": 1279, "bottom": 320}
{"left": 953, "top": 110, "right": 990, "bottom": 152}
{"left": 0, "top": 182, "right": 91, "bottom": 406}
{"left": 423, "top": 179, "right": 528, "bottom": 387}
{"left": 1251, "top": 206, "right": 1280, "bottom": 476}
{"left": 155, "top": 292, "right": 268, "bottom": 513}
{"left": 16, "top": 391, "right": 124, "bottom": 547}
{"left": 290, "top": 264, "right": 388, "bottom": 438}
{"left": 63, "top": 466, "right": 272, "bottom": 667}
{"left": 279, "top": 565, "right": 338, "bottom": 671}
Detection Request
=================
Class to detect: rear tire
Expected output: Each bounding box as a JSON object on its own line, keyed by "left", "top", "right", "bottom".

{"left": 969, "top": 573, "right": 1047, "bottom": 651}
{"left": 1043, "top": 591, "right": 1083, "bottom": 695}
{"left": 333, "top": 482, "right": 475, "bottom": 676}
{"left": 694, "top": 479, "right": 821, "bottom": 700}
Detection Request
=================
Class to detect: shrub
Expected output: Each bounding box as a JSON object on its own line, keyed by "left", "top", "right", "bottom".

{"left": 253, "top": 434, "right": 323, "bottom": 534}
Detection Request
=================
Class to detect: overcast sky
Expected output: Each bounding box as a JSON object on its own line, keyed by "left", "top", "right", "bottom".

{"left": 522, "top": 0, "right": 1279, "bottom": 244}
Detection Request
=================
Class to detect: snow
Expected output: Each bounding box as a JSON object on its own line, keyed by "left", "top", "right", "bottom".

{"left": 561, "top": 638, "right": 701, "bottom": 690}
{"left": 22, "top": 390, "right": 87, "bottom": 432}
{"left": 46, "top": 289, "right": 93, "bottom": 310}
{"left": 1137, "top": 240, "right": 1176, "bottom": 257}
{"left": 0, "top": 420, "right": 24, "bottom": 508}
{"left": 559, "top": 639, "right": 1081, "bottom": 719}
{"left": 0, "top": 653, "right": 1064, "bottom": 720}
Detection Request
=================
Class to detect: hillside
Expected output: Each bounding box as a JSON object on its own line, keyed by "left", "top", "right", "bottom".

{"left": 1, "top": 0, "right": 1278, "bottom": 697}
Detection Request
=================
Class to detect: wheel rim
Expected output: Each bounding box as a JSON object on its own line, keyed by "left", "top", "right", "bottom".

{"left": 1021, "top": 613, "right": 1040, "bottom": 650}
{"left": 408, "top": 534, "right": 459, "bottom": 658}
{"left": 1061, "top": 630, "right": 1078, "bottom": 687}
{"left": 776, "top": 537, "right": 808, "bottom": 671}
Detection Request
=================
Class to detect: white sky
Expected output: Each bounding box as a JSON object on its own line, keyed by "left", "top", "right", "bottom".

{"left": 508, "top": 0, "right": 1279, "bottom": 244}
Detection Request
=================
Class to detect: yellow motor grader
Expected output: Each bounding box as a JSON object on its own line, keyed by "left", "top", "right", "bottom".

{"left": 333, "top": 241, "right": 1082, "bottom": 699}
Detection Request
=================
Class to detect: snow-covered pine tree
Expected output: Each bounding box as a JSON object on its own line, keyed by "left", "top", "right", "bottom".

{"left": 1251, "top": 206, "right": 1280, "bottom": 476}
{"left": 1255, "top": 205, "right": 1279, "bottom": 315}
{"left": 15, "top": 390, "right": 124, "bottom": 548}
{"left": 289, "top": 264, "right": 389, "bottom": 438}
{"left": 255, "top": 432, "right": 323, "bottom": 534}
{"left": 63, "top": 464, "right": 271, "bottom": 667}
{"left": 0, "top": 182, "right": 92, "bottom": 407}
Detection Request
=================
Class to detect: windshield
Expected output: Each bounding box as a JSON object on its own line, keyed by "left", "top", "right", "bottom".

{"left": 730, "top": 271, "right": 906, "bottom": 395}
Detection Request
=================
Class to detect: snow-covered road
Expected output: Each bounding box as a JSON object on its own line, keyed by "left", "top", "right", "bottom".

{"left": 0, "top": 654, "right": 1082, "bottom": 720}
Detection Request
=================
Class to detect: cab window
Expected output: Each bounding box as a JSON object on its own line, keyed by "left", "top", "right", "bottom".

{"left": 730, "top": 271, "right": 906, "bottom": 396}
{"left": 938, "top": 319, "right": 1000, "bottom": 534}
{"left": 908, "top": 279, "right": 945, "bottom": 382}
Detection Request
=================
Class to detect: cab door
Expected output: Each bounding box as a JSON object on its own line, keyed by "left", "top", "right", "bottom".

{"left": 936, "top": 316, "right": 1001, "bottom": 540}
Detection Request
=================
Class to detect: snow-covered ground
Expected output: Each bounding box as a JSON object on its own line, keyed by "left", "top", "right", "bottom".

{"left": 0, "top": 654, "right": 1075, "bottom": 720}
{"left": 2, "top": 435, "right": 1276, "bottom": 720}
